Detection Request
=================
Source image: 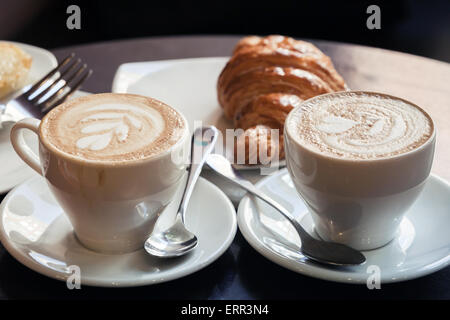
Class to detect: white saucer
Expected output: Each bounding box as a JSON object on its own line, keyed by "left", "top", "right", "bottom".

{"left": 112, "top": 57, "right": 286, "bottom": 170}
{"left": 237, "top": 169, "right": 450, "bottom": 284}
{"left": 0, "top": 175, "right": 237, "bottom": 287}
{"left": 0, "top": 42, "right": 58, "bottom": 193}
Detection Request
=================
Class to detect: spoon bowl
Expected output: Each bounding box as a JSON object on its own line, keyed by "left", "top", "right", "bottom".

{"left": 206, "top": 153, "right": 366, "bottom": 266}
{"left": 144, "top": 126, "right": 218, "bottom": 258}
{"left": 145, "top": 216, "right": 198, "bottom": 257}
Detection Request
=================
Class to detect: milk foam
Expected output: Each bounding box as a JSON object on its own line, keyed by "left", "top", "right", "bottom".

{"left": 287, "top": 92, "right": 432, "bottom": 159}
{"left": 41, "top": 94, "right": 185, "bottom": 162}
{"left": 75, "top": 103, "right": 164, "bottom": 151}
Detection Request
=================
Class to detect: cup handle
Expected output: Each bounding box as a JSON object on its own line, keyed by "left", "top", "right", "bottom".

{"left": 10, "top": 118, "right": 42, "bottom": 176}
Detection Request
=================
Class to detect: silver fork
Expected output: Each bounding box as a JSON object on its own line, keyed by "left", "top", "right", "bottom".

{"left": 0, "top": 53, "right": 93, "bottom": 123}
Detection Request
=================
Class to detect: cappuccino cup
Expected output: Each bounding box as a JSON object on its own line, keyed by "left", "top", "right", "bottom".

{"left": 10, "top": 93, "right": 189, "bottom": 253}
{"left": 284, "top": 91, "right": 435, "bottom": 250}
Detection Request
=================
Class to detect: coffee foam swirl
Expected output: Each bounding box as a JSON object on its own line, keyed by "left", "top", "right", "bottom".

{"left": 287, "top": 92, "right": 432, "bottom": 160}
{"left": 41, "top": 94, "right": 186, "bottom": 162}
{"left": 75, "top": 103, "right": 164, "bottom": 151}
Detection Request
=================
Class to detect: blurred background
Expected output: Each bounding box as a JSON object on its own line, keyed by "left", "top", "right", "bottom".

{"left": 0, "top": 0, "right": 449, "bottom": 62}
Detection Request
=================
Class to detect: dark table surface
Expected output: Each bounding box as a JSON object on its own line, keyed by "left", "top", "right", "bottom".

{"left": 1, "top": 35, "right": 450, "bottom": 299}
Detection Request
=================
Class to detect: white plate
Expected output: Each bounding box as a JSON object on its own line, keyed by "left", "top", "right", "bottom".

{"left": 112, "top": 57, "right": 286, "bottom": 171}
{"left": 0, "top": 42, "right": 58, "bottom": 193}
{"left": 0, "top": 122, "right": 39, "bottom": 194}
{"left": 0, "top": 174, "right": 237, "bottom": 287}
{"left": 1, "top": 41, "right": 58, "bottom": 101}
{"left": 237, "top": 169, "right": 450, "bottom": 284}
{"left": 0, "top": 90, "right": 87, "bottom": 194}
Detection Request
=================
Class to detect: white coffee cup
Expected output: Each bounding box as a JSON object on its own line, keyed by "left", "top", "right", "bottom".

{"left": 10, "top": 107, "right": 189, "bottom": 254}
{"left": 284, "top": 92, "right": 436, "bottom": 250}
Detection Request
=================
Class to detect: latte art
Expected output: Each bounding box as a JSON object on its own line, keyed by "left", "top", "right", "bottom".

{"left": 287, "top": 92, "right": 433, "bottom": 159}
{"left": 75, "top": 103, "right": 164, "bottom": 151}
{"left": 41, "top": 94, "right": 186, "bottom": 162}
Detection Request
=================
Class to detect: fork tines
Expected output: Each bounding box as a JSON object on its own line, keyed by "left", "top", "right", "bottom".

{"left": 22, "top": 52, "right": 93, "bottom": 113}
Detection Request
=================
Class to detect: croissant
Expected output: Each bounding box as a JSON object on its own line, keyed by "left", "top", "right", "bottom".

{"left": 217, "top": 35, "right": 347, "bottom": 164}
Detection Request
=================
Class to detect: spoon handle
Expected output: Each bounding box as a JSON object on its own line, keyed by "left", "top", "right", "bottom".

{"left": 205, "top": 154, "right": 312, "bottom": 240}
{"left": 238, "top": 179, "right": 311, "bottom": 240}
{"left": 178, "top": 126, "right": 219, "bottom": 222}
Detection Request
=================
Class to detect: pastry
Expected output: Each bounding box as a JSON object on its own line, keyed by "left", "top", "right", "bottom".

{"left": 0, "top": 42, "right": 32, "bottom": 99}
{"left": 217, "top": 35, "right": 347, "bottom": 164}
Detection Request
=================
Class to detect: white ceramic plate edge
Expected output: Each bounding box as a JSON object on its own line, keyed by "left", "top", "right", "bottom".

{"left": 0, "top": 91, "right": 88, "bottom": 194}
{"left": 9, "top": 41, "right": 58, "bottom": 65}
{"left": 0, "top": 42, "right": 57, "bottom": 193}
{"left": 111, "top": 57, "right": 230, "bottom": 93}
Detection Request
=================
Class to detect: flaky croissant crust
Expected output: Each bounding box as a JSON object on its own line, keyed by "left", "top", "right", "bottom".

{"left": 217, "top": 35, "right": 347, "bottom": 164}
